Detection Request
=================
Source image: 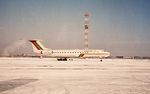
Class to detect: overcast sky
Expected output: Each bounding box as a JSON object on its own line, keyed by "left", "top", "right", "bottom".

{"left": 0, "top": 0, "right": 150, "bottom": 56}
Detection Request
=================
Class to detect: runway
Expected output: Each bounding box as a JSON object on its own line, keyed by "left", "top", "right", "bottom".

{"left": 0, "top": 58, "right": 150, "bottom": 94}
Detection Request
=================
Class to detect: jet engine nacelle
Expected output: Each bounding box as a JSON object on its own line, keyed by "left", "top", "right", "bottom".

{"left": 40, "top": 50, "right": 52, "bottom": 55}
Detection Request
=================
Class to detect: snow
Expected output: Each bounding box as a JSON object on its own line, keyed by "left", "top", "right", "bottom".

{"left": 0, "top": 58, "right": 150, "bottom": 94}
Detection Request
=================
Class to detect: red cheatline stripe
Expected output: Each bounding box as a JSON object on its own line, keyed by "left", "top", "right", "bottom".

{"left": 30, "top": 41, "right": 43, "bottom": 50}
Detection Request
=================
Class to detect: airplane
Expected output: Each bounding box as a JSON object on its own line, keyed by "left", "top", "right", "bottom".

{"left": 29, "top": 39, "right": 110, "bottom": 61}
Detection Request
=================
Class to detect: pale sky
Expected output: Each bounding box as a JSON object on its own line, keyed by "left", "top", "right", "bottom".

{"left": 0, "top": 0, "right": 150, "bottom": 56}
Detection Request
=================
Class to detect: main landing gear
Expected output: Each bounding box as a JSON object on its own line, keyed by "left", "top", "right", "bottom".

{"left": 57, "top": 58, "right": 67, "bottom": 61}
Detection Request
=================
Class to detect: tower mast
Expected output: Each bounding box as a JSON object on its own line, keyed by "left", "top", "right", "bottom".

{"left": 84, "top": 13, "right": 90, "bottom": 50}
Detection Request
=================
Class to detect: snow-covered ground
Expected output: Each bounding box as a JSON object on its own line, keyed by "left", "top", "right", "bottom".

{"left": 0, "top": 58, "right": 150, "bottom": 94}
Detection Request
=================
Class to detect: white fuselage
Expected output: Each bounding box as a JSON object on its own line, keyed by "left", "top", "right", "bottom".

{"left": 44, "top": 49, "right": 110, "bottom": 58}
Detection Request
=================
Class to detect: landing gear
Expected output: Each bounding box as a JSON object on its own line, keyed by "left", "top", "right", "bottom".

{"left": 57, "top": 58, "right": 67, "bottom": 61}
{"left": 100, "top": 59, "right": 102, "bottom": 62}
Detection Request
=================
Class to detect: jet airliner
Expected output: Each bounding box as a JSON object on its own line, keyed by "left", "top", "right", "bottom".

{"left": 29, "top": 39, "right": 110, "bottom": 61}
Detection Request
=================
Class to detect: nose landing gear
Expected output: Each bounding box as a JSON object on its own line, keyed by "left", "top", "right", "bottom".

{"left": 100, "top": 59, "right": 102, "bottom": 62}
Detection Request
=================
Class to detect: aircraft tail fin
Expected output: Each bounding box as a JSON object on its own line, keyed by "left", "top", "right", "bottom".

{"left": 29, "top": 39, "right": 47, "bottom": 53}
